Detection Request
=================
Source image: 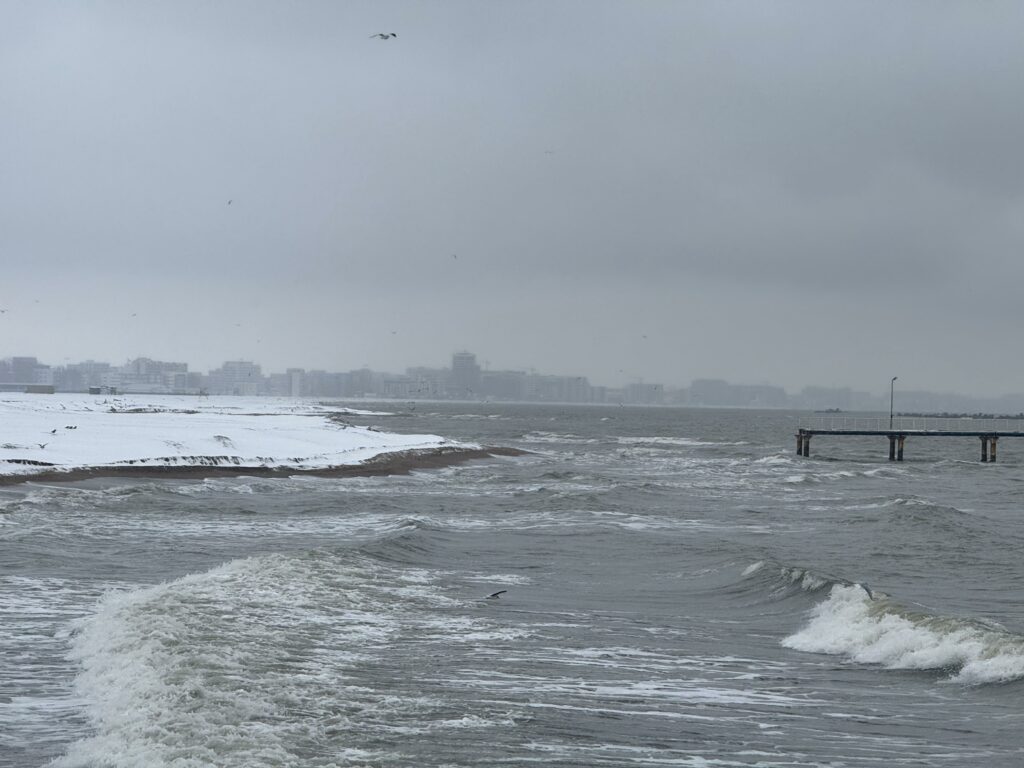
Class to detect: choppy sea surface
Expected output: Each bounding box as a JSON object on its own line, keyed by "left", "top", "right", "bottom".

{"left": 3, "top": 403, "right": 1024, "bottom": 767}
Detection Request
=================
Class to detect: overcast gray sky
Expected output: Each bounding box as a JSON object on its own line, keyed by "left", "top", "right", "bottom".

{"left": 4, "top": 1, "right": 1024, "bottom": 396}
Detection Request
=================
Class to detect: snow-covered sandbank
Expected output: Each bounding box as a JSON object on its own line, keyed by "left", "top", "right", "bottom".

{"left": 0, "top": 393, "right": 508, "bottom": 483}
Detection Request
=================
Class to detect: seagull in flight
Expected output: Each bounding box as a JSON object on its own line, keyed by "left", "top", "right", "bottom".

{"left": 370, "top": 32, "right": 397, "bottom": 39}
{"left": 485, "top": 590, "right": 507, "bottom": 600}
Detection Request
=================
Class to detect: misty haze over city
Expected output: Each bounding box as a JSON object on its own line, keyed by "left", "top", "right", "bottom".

{"left": 6, "top": 350, "right": 1024, "bottom": 415}
{"left": 5, "top": 3, "right": 1024, "bottom": 399}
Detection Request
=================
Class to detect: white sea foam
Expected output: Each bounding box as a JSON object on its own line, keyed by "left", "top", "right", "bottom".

{"left": 445, "top": 412, "right": 511, "bottom": 421}
{"left": 51, "top": 549, "right": 538, "bottom": 767}
{"left": 462, "top": 672, "right": 806, "bottom": 707}
{"left": 742, "top": 561, "right": 765, "bottom": 576}
{"left": 783, "top": 469, "right": 857, "bottom": 485}
{"left": 464, "top": 573, "right": 533, "bottom": 586}
{"left": 1, "top": 575, "right": 118, "bottom": 753}
{"left": 53, "top": 555, "right": 395, "bottom": 766}
{"left": 616, "top": 436, "right": 716, "bottom": 447}
{"left": 433, "top": 713, "right": 515, "bottom": 728}
{"left": 753, "top": 455, "right": 794, "bottom": 466}
{"left": 520, "top": 431, "right": 602, "bottom": 445}
{"left": 862, "top": 466, "right": 908, "bottom": 478}
{"left": 783, "top": 584, "right": 1024, "bottom": 684}
{"left": 779, "top": 566, "right": 830, "bottom": 591}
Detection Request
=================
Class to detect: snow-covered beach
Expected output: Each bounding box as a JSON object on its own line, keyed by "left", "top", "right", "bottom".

{"left": 0, "top": 393, "right": 504, "bottom": 483}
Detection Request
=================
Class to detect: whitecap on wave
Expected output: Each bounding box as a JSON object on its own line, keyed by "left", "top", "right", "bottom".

{"left": 783, "top": 584, "right": 1024, "bottom": 684}
{"left": 53, "top": 551, "right": 533, "bottom": 767}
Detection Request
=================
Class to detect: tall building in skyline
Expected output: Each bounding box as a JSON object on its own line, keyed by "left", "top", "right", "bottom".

{"left": 451, "top": 351, "right": 481, "bottom": 396}
{"left": 209, "top": 360, "right": 262, "bottom": 396}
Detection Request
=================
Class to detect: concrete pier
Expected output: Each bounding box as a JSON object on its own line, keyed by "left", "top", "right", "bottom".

{"left": 796, "top": 426, "right": 1020, "bottom": 463}
{"left": 979, "top": 435, "right": 999, "bottom": 463}
{"left": 795, "top": 430, "right": 812, "bottom": 457}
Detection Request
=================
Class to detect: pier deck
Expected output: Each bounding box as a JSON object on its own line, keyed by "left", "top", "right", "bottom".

{"left": 796, "top": 416, "right": 1024, "bottom": 462}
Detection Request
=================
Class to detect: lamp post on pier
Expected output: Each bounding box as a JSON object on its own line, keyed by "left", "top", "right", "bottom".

{"left": 889, "top": 376, "right": 898, "bottom": 430}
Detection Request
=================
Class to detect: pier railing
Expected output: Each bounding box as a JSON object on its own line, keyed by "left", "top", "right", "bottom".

{"left": 798, "top": 415, "right": 1024, "bottom": 462}
{"left": 806, "top": 415, "right": 1024, "bottom": 434}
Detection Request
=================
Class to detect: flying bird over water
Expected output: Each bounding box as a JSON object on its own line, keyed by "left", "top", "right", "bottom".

{"left": 370, "top": 32, "right": 397, "bottom": 39}
{"left": 485, "top": 590, "right": 507, "bottom": 600}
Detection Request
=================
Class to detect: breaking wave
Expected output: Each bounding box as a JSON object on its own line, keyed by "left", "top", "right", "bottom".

{"left": 738, "top": 559, "right": 1024, "bottom": 685}
{"left": 52, "top": 547, "right": 521, "bottom": 767}
{"left": 783, "top": 583, "right": 1024, "bottom": 685}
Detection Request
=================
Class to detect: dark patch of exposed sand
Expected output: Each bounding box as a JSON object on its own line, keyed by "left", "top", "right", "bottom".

{"left": 0, "top": 446, "right": 527, "bottom": 486}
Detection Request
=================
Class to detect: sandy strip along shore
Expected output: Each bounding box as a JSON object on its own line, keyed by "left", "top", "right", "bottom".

{"left": 0, "top": 445, "right": 527, "bottom": 486}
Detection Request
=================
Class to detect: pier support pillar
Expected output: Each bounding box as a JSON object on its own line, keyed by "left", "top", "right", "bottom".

{"left": 796, "top": 431, "right": 804, "bottom": 456}
{"left": 803, "top": 434, "right": 811, "bottom": 457}
{"left": 888, "top": 435, "right": 896, "bottom": 461}
{"left": 897, "top": 435, "right": 905, "bottom": 462}
{"left": 990, "top": 436, "right": 998, "bottom": 463}
{"left": 980, "top": 436, "right": 989, "bottom": 463}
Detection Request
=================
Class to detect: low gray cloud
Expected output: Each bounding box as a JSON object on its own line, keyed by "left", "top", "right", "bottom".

{"left": 3, "top": 1, "right": 1024, "bottom": 396}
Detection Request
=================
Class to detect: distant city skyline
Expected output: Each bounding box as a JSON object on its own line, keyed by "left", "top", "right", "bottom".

{"left": 0, "top": 347, "right": 925, "bottom": 397}
{"left": 6, "top": 350, "right": 1024, "bottom": 414}
{"left": 3, "top": 333, "right": 1018, "bottom": 402}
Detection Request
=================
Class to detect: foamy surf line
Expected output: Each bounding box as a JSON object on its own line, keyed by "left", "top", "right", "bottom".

{"left": 0, "top": 393, "right": 524, "bottom": 484}
{"left": 783, "top": 584, "right": 1024, "bottom": 684}
{"left": 52, "top": 551, "right": 526, "bottom": 767}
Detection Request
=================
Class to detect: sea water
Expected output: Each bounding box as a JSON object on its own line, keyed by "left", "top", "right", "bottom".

{"left": 2, "top": 404, "right": 1023, "bottom": 767}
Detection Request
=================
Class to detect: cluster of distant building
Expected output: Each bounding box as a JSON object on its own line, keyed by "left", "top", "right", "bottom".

{"left": 1, "top": 352, "right": 666, "bottom": 404}
{"left": 5, "top": 352, "right": 1024, "bottom": 412}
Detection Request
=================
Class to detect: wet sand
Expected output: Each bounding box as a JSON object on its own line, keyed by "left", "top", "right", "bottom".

{"left": 0, "top": 445, "right": 527, "bottom": 486}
